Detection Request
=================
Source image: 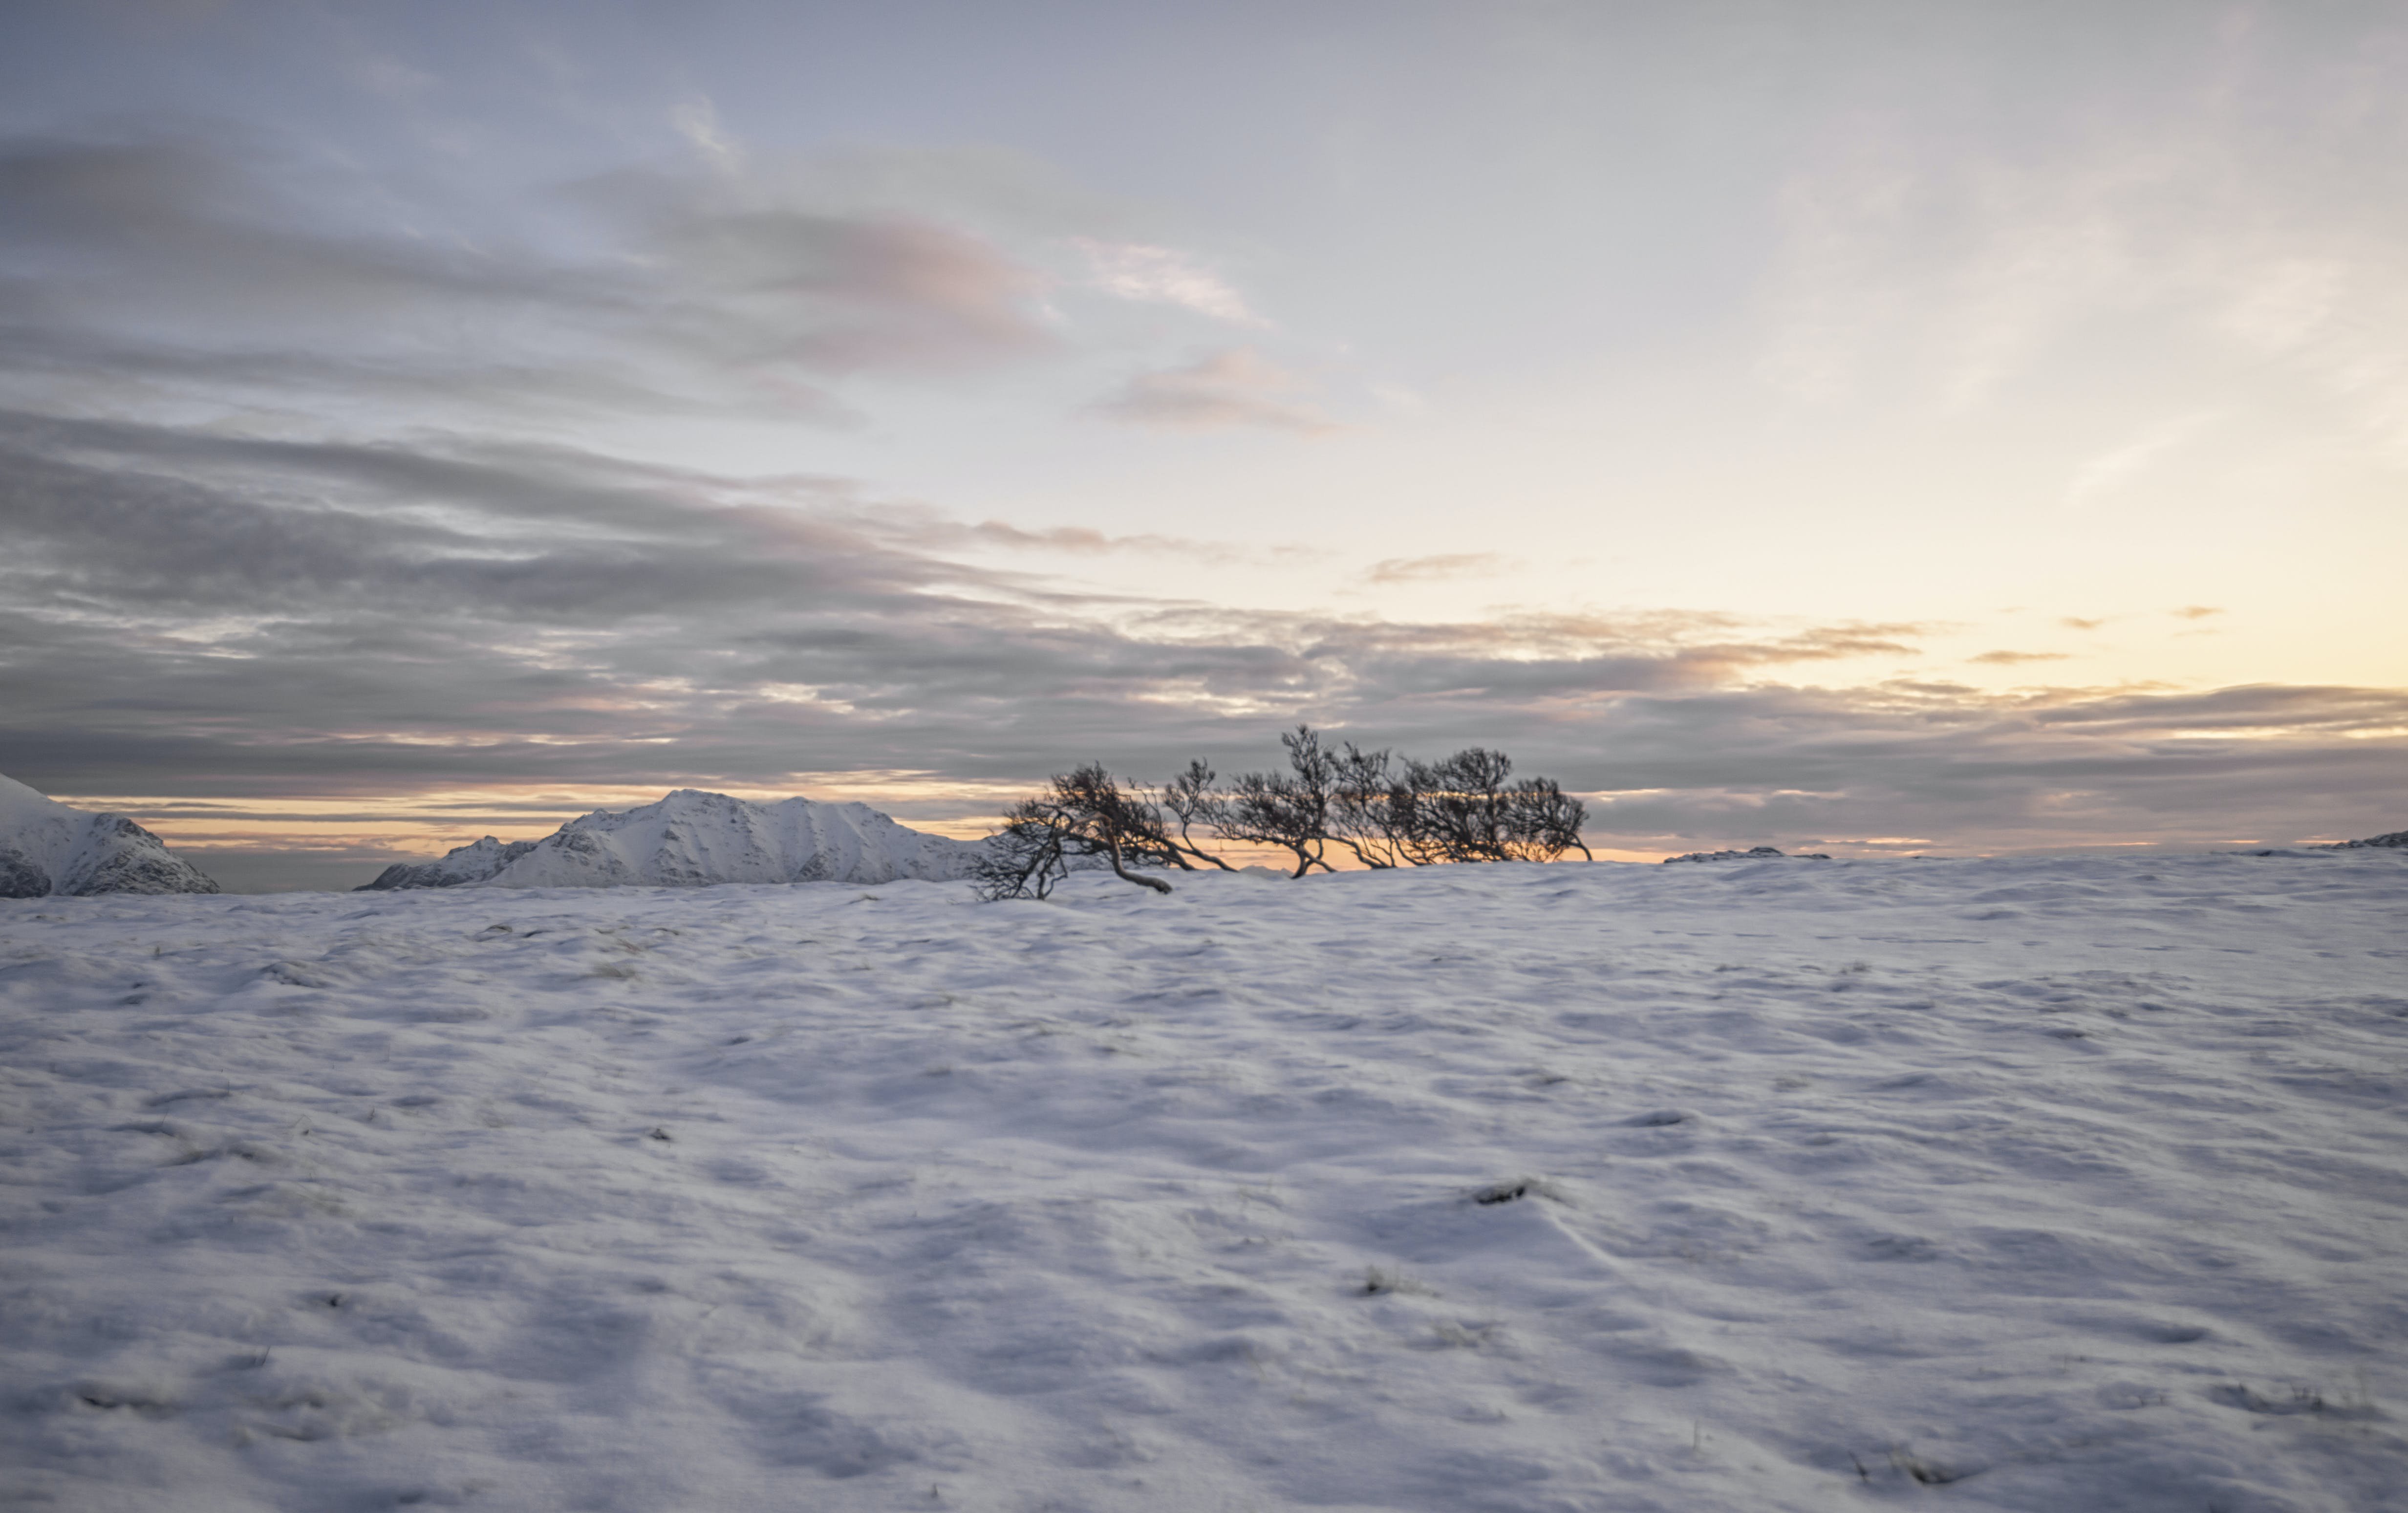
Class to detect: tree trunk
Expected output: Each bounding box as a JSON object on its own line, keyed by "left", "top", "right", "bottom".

{"left": 1105, "top": 836, "right": 1174, "bottom": 894}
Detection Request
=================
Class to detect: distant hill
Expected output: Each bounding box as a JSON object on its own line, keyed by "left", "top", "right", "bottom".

{"left": 2329, "top": 829, "right": 2408, "bottom": 850}
{"left": 0, "top": 774, "right": 220, "bottom": 897}
{"left": 358, "top": 788, "right": 985, "bottom": 890}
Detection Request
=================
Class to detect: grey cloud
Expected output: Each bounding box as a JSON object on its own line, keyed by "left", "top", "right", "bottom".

{"left": 5, "top": 410, "right": 2399, "bottom": 856}
{"left": 580, "top": 166, "right": 1056, "bottom": 375}
{"left": 1091, "top": 349, "right": 1336, "bottom": 433}
{"left": 0, "top": 125, "right": 2395, "bottom": 861}
{"left": 885, "top": 513, "right": 1306, "bottom": 566}
{"left": 0, "top": 130, "right": 1054, "bottom": 422}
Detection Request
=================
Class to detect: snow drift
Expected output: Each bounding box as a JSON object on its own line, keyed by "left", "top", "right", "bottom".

{"left": 0, "top": 773, "right": 218, "bottom": 896}
{"left": 357, "top": 788, "right": 983, "bottom": 890}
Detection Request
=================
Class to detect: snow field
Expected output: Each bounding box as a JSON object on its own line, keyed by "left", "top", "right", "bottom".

{"left": 1, "top": 852, "right": 2404, "bottom": 1512}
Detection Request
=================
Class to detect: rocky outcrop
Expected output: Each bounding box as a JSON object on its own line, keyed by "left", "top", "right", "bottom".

{"left": 1661, "top": 845, "right": 1832, "bottom": 864}
{"left": 0, "top": 774, "right": 220, "bottom": 897}
{"left": 356, "top": 789, "right": 984, "bottom": 890}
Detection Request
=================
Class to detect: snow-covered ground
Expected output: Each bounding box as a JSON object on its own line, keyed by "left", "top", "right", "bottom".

{"left": 2, "top": 852, "right": 2403, "bottom": 1512}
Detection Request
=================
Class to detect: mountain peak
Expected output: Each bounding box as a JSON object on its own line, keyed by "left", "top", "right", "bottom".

{"left": 0, "top": 773, "right": 220, "bottom": 897}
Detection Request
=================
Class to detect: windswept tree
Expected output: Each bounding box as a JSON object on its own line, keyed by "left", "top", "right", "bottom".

{"left": 1161, "top": 759, "right": 1237, "bottom": 871}
{"left": 976, "top": 728, "right": 1593, "bottom": 899}
{"left": 971, "top": 763, "right": 1183, "bottom": 900}
{"left": 1388, "top": 747, "right": 1592, "bottom": 864}
{"left": 1215, "top": 726, "right": 1343, "bottom": 878}
{"left": 1326, "top": 740, "right": 1410, "bottom": 868}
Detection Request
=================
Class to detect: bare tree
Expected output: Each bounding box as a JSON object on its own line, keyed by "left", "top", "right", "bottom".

{"left": 972, "top": 763, "right": 1180, "bottom": 899}
{"left": 975, "top": 730, "right": 1592, "bottom": 900}
{"left": 1388, "top": 748, "right": 1592, "bottom": 864}
{"left": 969, "top": 817, "right": 1075, "bottom": 901}
{"left": 1326, "top": 741, "right": 1411, "bottom": 869}
{"left": 1161, "top": 759, "right": 1236, "bottom": 871}
{"left": 1216, "top": 726, "right": 1343, "bottom": 877}
{"left": 1498, "top": 776, "right": 1591, "bottom": 862}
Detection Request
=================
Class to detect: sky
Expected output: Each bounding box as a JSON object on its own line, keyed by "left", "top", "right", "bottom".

{"left": 1, "top": 0, "right": 2403, "bottom": 888}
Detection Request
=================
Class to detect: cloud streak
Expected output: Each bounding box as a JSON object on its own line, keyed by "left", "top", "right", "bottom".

{"left": 1075, "top": 238, "right": 1265, "bottom": 325}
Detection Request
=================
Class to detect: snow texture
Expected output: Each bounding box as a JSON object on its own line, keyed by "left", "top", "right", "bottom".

{"left": 2, "top": 850, "right": 2404, "bottom": 1512}
{"left": 0, "top": 773, "right": 219, "bottom": 898}
{"left": 357, "top": 789, "right": 985, "bottom": 891}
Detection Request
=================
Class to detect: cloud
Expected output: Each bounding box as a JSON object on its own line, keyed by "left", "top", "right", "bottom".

{"left": 1752, "top": 46, "right": 2408, "bottom": 445}
{"left": 670, "top": 97, "right": 742, "bottom": 173}
{"left": 1074, "top": 238, "right": 1264, "bottom": 325}
{"left": 1969, "top": 649, "right": 2070, "bottom": 666}
{"left": 0, "top": 129, "right": 1054, "bottom": 424}
{"left": 3, "top": 404, "right": 2398, "bottom": 855}
{"left": 949, "top": 519, "right": 1304, "bottom": 565}
{"left": 1, "top": 127, "right": 2397, "bottom": 865}
{"left": 2060, "top": 616, "right": 2107, "bottom": 630}
{"left": 2062, "top": 412, "right": 2216, "bottom": 510}
{"left": 1363, "top": 554, "right": 1510, "bottom": 585}
{"left": 1091, "top": 348, "right": 1336, "bottom": 433}
{"left": 2172, "top": 605, "right": 2224, "bottom": 620}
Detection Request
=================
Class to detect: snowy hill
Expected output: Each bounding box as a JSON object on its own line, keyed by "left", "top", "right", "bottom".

{"left": 355, "top": 836, "right": 538, "bottom": 891}
{"left": 3, "top": 849, "right": 2403, "bottom": 1511}
{"left": 357, "top": 788, "right": 983, "bottom": 890}
{"left": 0, "top": 772, "right": 218, "bottom": 896}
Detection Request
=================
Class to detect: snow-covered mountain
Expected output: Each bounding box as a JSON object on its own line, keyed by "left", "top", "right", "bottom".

{"left": 0, "top": 773, "right": 219, "bottom": 897}
{"left": 355, "top": 836, "right": 540, "bottom": 891}
{"left": 357, "top": 788, "right": 984, "bottom": 890}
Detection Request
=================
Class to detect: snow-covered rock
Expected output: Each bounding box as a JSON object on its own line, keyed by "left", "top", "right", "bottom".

{"left": 2327, "top": 828, "right": 2408, "bottom": 849}
{"left": 0, "top": 773, "right": 220, "bottom": 897}
{"left": 358, "top": 788, "right": 984, "bottom": 891}
{"left": 1661, "top": 844, "right": 1830, "bottom": 863}
{"left": 355, "top": 836, "right": 538, "bottom": 891}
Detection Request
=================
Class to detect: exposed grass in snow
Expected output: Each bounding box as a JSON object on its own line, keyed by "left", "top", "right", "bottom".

{"left": 1, "top": 851, "right": 2404, "bottom": 1511}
